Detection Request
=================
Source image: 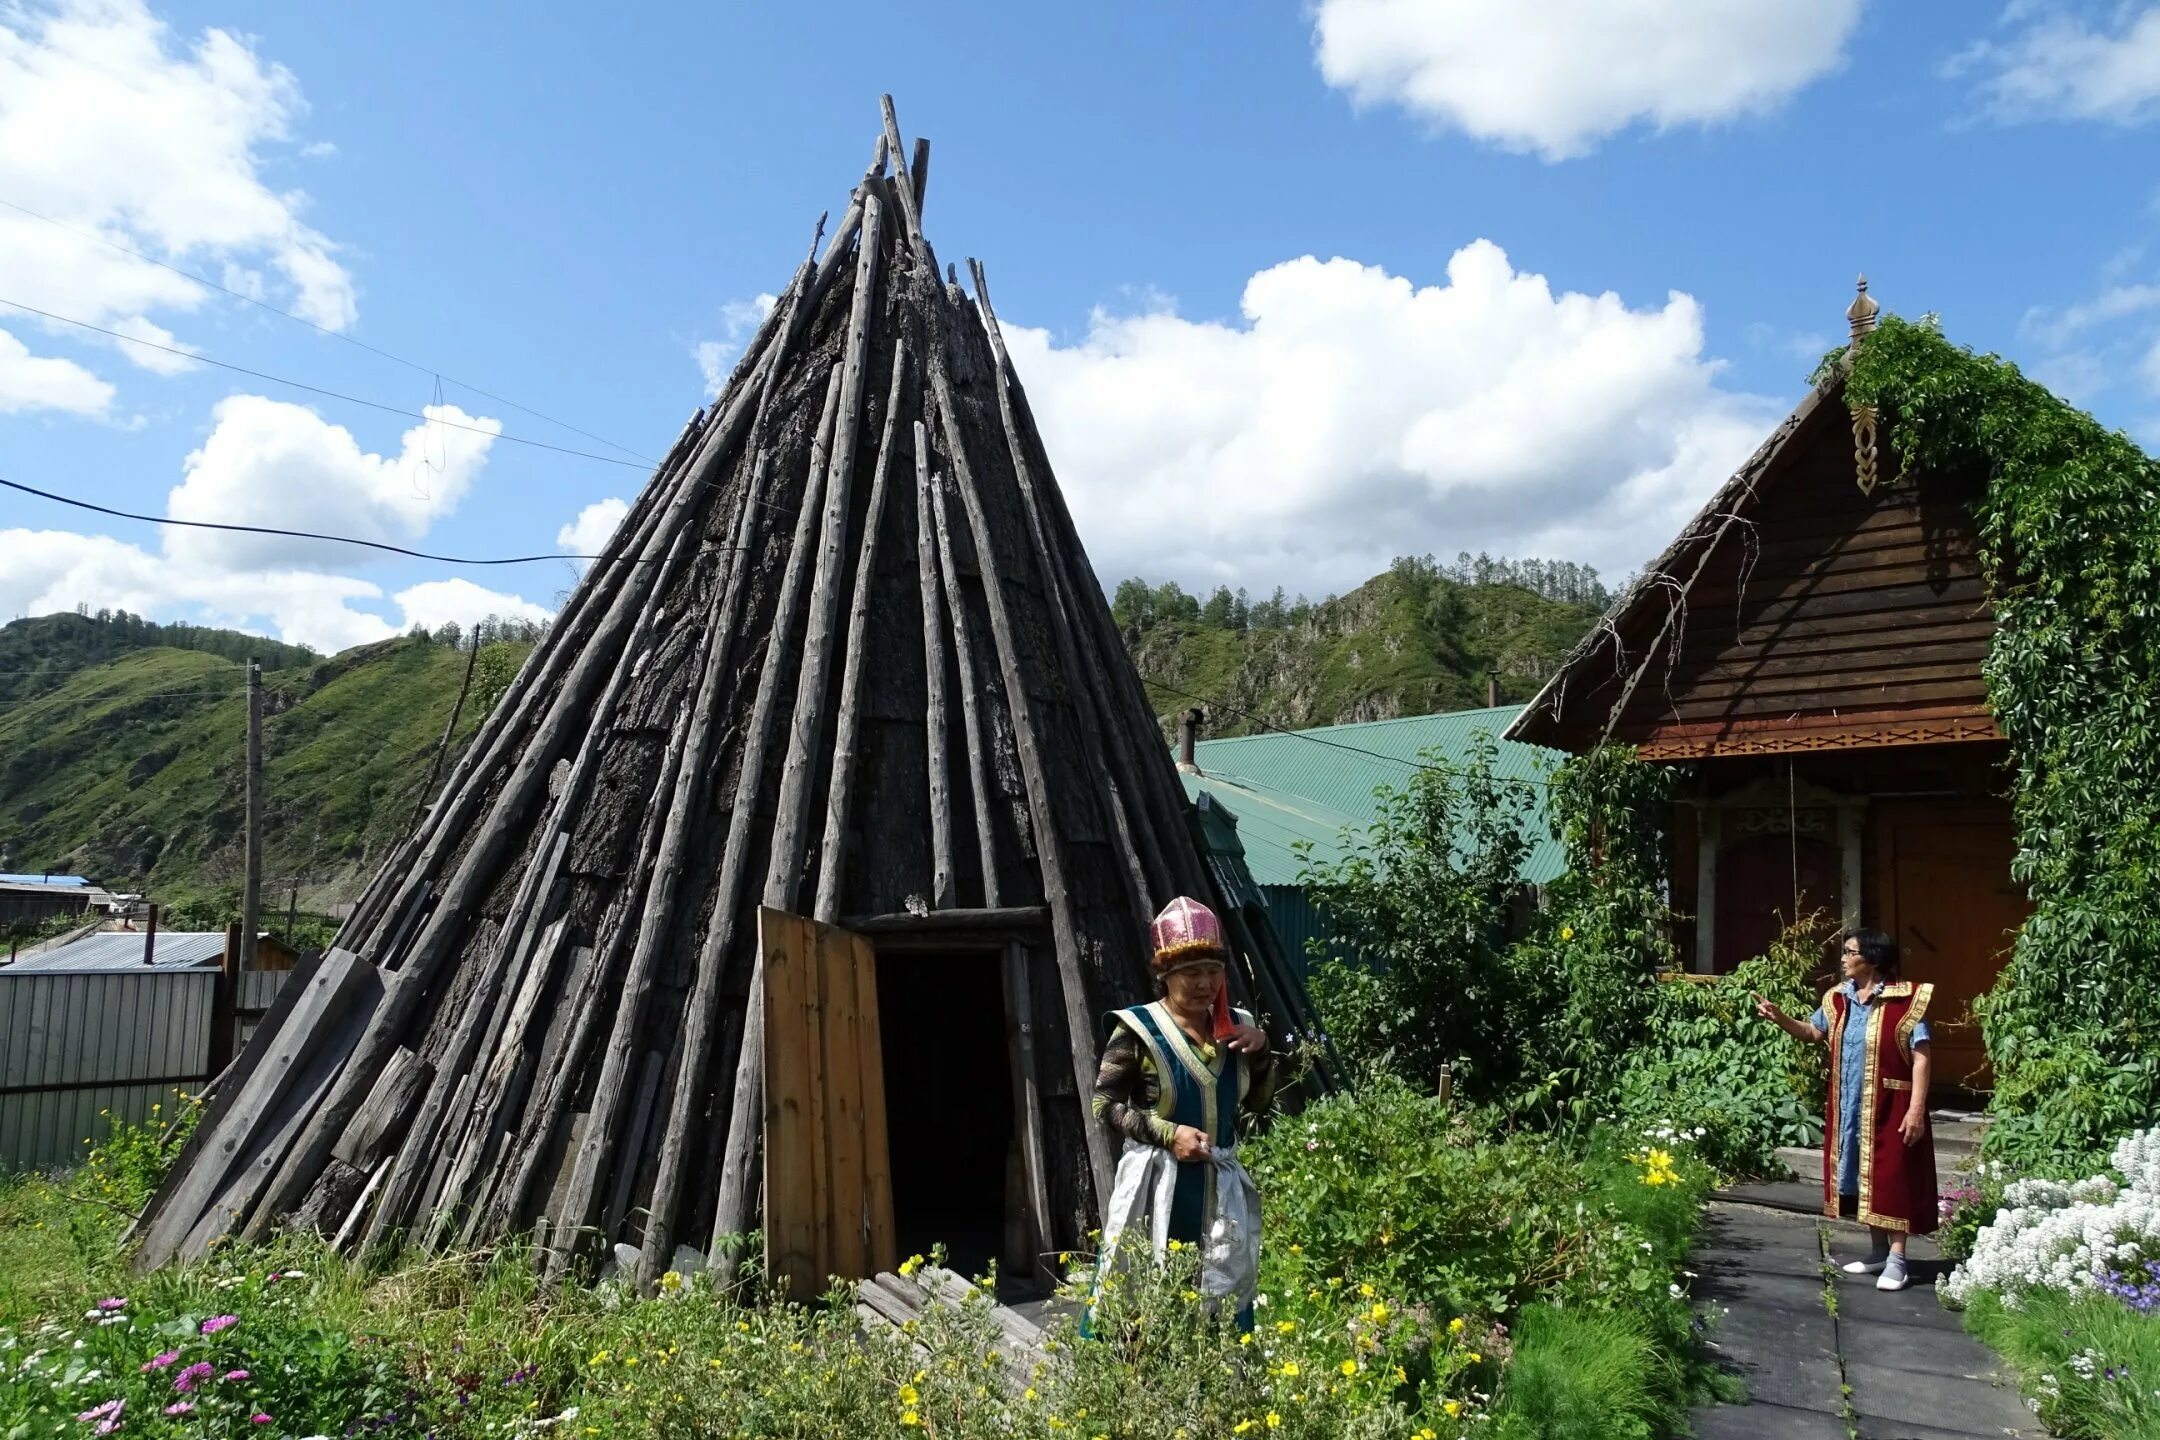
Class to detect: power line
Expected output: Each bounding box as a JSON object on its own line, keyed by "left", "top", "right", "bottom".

{"left": 0, "top": 298, "right": 650, "bottom": 471}
{"left": 1, "top": 474, "right": 621, "bottom": 566}
{"left": 0, "top": 194, "right": 654, "bottom": 464}
{"left": 1138, "top": 674, "right": 1555, "bottom": 792}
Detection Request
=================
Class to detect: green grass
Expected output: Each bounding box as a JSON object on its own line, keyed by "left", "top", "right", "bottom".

{"left": 1494, "top": 1305, "right": 1660, "bottom": 1440}
{"left": 1963, "top": 1287, "right": 2160, "bottom": 1439}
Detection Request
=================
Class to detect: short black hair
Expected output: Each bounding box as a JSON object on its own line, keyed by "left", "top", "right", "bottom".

{"left": 1846, "top": 928, "right": 1900, "bottom": 979}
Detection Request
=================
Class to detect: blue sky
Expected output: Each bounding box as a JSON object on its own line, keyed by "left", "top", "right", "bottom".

{"left": 3, "top": 0, "right": 2158, "bottom": 651}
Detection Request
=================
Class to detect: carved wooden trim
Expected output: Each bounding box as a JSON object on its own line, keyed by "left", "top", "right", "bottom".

{"left": 1638, "top": 714, "right": 2002, "bottom": 760}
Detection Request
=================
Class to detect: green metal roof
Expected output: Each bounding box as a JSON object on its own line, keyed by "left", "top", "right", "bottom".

{"left": 1175, "top": 705, "right": 1566, "bottom": 888}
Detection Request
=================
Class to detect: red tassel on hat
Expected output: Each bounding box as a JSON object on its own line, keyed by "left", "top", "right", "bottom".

{"left": 1211, "top": 984, "right": 1236, "bottom": 1042}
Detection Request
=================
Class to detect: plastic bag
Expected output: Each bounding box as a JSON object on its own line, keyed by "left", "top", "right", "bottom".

{"left": 1093, "top": 1139, "right": 1261, "bottom": 1319}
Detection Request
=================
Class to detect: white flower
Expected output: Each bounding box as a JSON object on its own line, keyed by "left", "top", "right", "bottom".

{"left": 1947, "top": 1125, "right": 2160, "bottom": 1306}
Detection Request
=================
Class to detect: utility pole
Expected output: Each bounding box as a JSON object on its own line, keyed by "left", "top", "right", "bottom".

{"left": 240, "top": 657, "right": 263, "bottom": 974}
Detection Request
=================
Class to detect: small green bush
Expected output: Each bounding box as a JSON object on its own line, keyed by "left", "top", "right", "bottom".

{"left": 1611, "top": 922, "right": 1828, "bottom": 1178}
{"left": 1493, "top": 1304, "right": 1659, "bottom": 1440}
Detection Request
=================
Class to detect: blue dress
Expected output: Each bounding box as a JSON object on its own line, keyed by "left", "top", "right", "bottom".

{"left": 1812, "top": 980, "right": 1930, "bottom": 1198}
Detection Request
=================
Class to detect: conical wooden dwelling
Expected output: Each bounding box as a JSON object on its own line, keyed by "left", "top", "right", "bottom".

{"left": 133, "top": 99, "right": 1324, "bottom": 1295}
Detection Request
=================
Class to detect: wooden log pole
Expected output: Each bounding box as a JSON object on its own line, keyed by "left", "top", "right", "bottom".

{"left": 813, "top": 338, "right": 910, "bottom": 921}
{"left": 239, "top": 360, "right": 751, "bottom": 1244}
{"left": 924, "top": 311, "right": 1115, "bottom": 1207}
{"left": 688, "top": 192, "right": 890, "bottom": 1290}
{"left": 929, "top": 471, "right": 1003, "bottom": 907}
{"left": 549, "top": 361, "right": 846, "bottom": 1284}
{"left": 967, "top": 259, "right": 1161, "bottom": 929}
{"left": 913, "top": 422, "right": 958, "bottom": 908}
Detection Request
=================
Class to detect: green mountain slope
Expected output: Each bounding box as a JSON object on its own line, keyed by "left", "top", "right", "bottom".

{"left": 1122, "top": 556, "right": 1603, "bottom": 737}
{"left": 0, "top": 611, "right": 315, "bottom": 708}
{"left": 0, "top": 634, "right": 522, "bottom": 902}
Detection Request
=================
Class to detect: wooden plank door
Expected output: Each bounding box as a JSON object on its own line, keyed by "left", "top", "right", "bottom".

{"left": 1873, "top": 804, "right": 2029, "bottom": 1090}
{"left": 761, "top": 907, "right": 895, "bottom": 1300}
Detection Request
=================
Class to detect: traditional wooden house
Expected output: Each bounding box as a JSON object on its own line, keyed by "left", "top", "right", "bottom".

{"left": 1508, "top": 282, "right": 2027, "bottom": 1088}
{"left": 133, "top": 101, "right": 1320, "bottom": 1294}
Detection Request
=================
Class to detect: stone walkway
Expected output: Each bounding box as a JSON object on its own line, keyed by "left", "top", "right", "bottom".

{"left": 1686, "top": 1192, "right": 2044, "bottom": 1440}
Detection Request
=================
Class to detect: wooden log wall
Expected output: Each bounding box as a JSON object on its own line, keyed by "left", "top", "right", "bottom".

{"left": 135, "top": 99, "right": 1248, "bottom": 1282}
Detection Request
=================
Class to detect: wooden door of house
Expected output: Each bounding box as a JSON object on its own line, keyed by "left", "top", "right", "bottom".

{"left": 1874, "top": 806, "right": 2029, "bottom": 1091}
{"left": 760, "top": 906, "right": 896, "bottom": 1299}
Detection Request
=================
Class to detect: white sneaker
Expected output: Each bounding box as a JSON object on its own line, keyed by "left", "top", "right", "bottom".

{"left": 1842, "top": 1255, "right": 1888, "bottom": 1275}
{"left": 1876, "top": 1256, "right": 1910, "bottom": 1291}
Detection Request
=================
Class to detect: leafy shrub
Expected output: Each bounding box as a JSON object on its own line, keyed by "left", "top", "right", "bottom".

{"left": 1244, "top": 1079, "right": 1713, "bottom": 1436}
{"left": 1302, "top": 736, "right": 1539, "bottom": 1101}
{"left": 1611, "top": 921, "right": 1828, "bottom": 1177}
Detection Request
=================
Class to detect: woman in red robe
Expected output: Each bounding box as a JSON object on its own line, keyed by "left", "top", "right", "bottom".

{"left": 1755, "top": 930, "right": 1937, "bottom": 1291}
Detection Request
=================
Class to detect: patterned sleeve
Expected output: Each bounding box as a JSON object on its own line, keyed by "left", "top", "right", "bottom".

{"left": 1241, "top": 1039, "right": 1279, "bottom": 1120}
{"left": 1092, "top": 1027, "right": 1176, "bottom": 1148}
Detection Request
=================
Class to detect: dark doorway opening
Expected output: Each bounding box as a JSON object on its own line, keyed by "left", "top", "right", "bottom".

{"left": 876, "top": 948, "right": 1013, "bottom": 1278}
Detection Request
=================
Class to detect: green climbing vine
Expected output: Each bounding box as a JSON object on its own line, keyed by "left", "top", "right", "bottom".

{"left": 1846, "top": 315, "right": 2160, "bottom": 1171}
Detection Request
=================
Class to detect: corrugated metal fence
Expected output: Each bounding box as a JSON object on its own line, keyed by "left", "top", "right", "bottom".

{"left": 0, "top": 968, "right": 291, "bottom": 1172}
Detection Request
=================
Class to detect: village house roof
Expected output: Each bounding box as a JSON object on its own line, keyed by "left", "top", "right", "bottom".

{"left": 1, "top": 930, "right": 230, "bottom": 971}
{"left": 1177, "top": 706, "right": 1565, "bottom": 886}
{"left": 1507, "top": 286, "right": 1997, "bottom": 760}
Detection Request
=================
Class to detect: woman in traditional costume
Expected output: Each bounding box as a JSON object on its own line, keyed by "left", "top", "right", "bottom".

{"left": 1087, "top": 897, "right": 1276, "bottom": 1329}
{"left": 1755, "top": 929, "right": 1936, "bottom": 1290}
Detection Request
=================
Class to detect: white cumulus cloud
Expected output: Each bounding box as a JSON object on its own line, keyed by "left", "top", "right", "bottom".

{"left": 0, "top": 0, "right": 352, "bottom": 410}
{"left": 391, "top": 578, "right": 553, "bottom": 634}
{"left": 999, "top": 241, "right": 1778, "bottom": 596}
{"left": 1954, "top": 2, "right": 2160, "bottom": 125}
{"left": 165, "top": 396, "right": 501, "bottom": 570}
{"left": 557, "top": 496, "right": 628, "bottom": 563}
{"left": 694, "top": 293, "right": 779, "bottom": 397}
{"left": 1311, "top": 0, "right": 1864, "bottom": 160}
{"left": 0, "top": 395, "right": 552, "bottom": 652}
{"left": 0, "top": 325, "right": 113, "bottom": 414}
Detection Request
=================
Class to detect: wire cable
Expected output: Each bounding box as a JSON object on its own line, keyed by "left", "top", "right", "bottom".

{"left": 0, "top": 298, "right": 650, "bottom": 471}
{"left": 0, "top": 474, "right": 642, "bottom": 566}
{"left": 0, "top": 195, "right": 654, "bottom": 464}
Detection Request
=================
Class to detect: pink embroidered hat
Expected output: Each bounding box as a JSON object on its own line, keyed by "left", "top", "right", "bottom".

{"left": 1150, "top": 896, "right": 1228, "bottom": 977}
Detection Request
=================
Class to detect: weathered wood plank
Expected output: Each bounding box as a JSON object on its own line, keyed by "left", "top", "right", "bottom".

{"left": 762, "top": 908, "right": 820, "bottom": 1301}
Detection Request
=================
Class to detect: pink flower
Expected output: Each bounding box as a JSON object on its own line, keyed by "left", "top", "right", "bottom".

{"left": 165, "top": 1400, "right": 195, "bottom": 1416}
{"left": 75, "top": 1399, "right": 124, "bottom": 1422}
{"left": 223, "top": 1368, "right": 251, "bottom": 1381}
{"left": 174, "top": 1360, "right": 215, "bottom": 1392}
{"left": 96, "top": 1297, "right": 126, "bottom": 1311}
{"left": 251, "top": 1414, "right": 273, "bottom": 1425}
{"left": 200, "top": 1314, "right": 239, "bottom": 1335}
{"left": 142, "top": 1350, "right": 180, "bottom": 1371}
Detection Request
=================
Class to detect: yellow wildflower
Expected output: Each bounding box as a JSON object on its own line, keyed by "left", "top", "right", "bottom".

{"left": 1233, "top": 1423, "right": 1254, "bottom": 1436}
{"left": 1468, "top": 1352, "right": 1482, "bottom": 1364}
{"left": 1359, "top": 1282, "right": 1375, "bottom": 1298}
{"left": 1267, "top": 1413, "right": 1281, "bottom": 1430}
{"left": 1275, "top": 1321, "right": 1296, "bottom": 1335}
{"left": 659, "top": 1270, "right": 683, "bottom": 1292}
{"left": 1561, "top": 925, "right": 1575, "bottom": 940}
{"left": 1448, "top": 1317, "right": 1467, "bottom": 1336}
{"left": 899, "top": 1384, "right": 920, "bottom": 1407}
{"left": 1280, "top": 1361, "right": 1300, "bottom": 1378}
{"left": 1369, "top": 1302, "right": 1389, "bottom": 1323}
{"left": 1444, "top": 1399, "right": 1463, "bottom": 1418}
{"left": 1340, "top": 1359, "right": 1358, "bottom": 1377}
{"left": 900, "top": 1410, "right": 921, "bottom": 1428}
{"left": 899, "top": 1254, "right": 924, "bottom": 1277}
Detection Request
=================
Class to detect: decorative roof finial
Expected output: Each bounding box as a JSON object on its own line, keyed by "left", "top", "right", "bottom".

{"left": 1847, "top": 274, "right": 1879, "bottom": 345}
